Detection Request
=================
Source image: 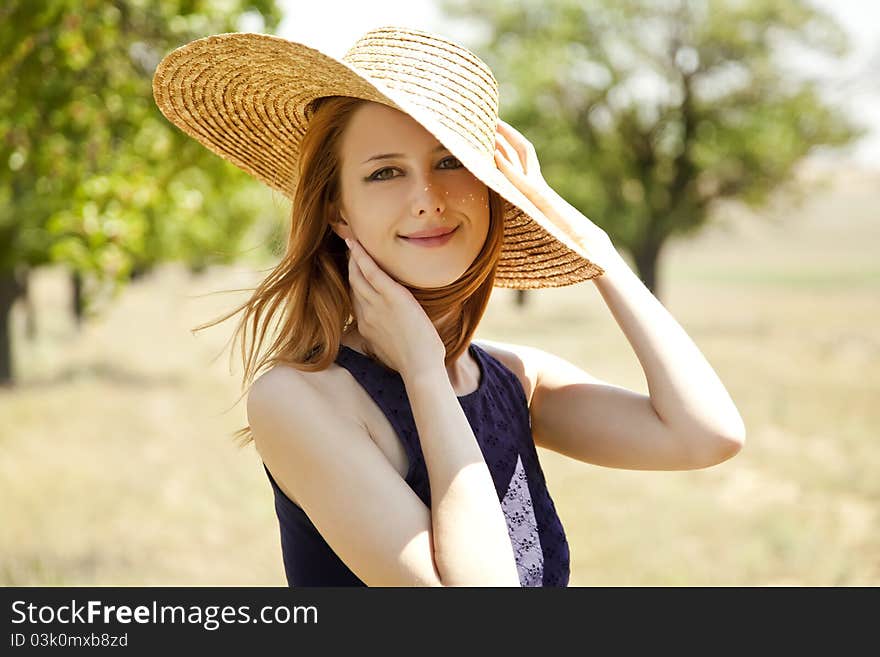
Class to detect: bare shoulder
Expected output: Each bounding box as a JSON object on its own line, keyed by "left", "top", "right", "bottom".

{"left": 249, "top": 361, "right": 362, "bottom": 422}
{"left": 247, "top": 365, "right": 307, "bottom": 421}
{"left": 246, "top": 361, "right": 371, "bottom": 507}
{"left": 252, "top": 363, "right": 351, "bottom": 402}
{"left": 473, "top": 338, "right": 541, "bottom": 407}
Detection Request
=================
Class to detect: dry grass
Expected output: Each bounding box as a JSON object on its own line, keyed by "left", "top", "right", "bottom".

{"left": 2, "top": 164, "right": 878, "bottom": 586}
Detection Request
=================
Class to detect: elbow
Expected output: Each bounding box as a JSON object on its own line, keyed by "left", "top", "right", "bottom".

{"left": 722, "top": 415, "right": 747, "bottom": 458}
{"left": 702, "top": 425, "right": 746, "bottom": 467}
{"left": 681, "top": 420, "right": 746, "bottom": 469}
{"left": 715, "top": 431, "right": 745, "bottom": 463}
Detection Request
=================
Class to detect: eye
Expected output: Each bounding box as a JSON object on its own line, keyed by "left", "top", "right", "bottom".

{"left": 366, "top": 156, "right": 463, "bottom": 182}
{"left": 438, "top": 156, "right": 463, "bottom": 169}
{"left": 368, "top": 167, "right": 398, "bottom": 182}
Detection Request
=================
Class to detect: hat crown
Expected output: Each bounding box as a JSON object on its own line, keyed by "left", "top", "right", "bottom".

{"left": 342, "top": 26, "right": 499, "bottom": 157}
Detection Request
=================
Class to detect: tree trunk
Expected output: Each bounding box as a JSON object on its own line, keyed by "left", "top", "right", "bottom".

{"left": 0, "top": 269, "right": 22, "bottom": 386}
{"left": 632, "top": 237, "right": 663, "bottom": 301}
{"left": 18, "top": 266, "right": 36, "bottom": 341}
{"left": 71, "top": 269, "right": 84, "bottom": 329}
{"left": 130, "top": 263, "right": 152, "bottom": 281}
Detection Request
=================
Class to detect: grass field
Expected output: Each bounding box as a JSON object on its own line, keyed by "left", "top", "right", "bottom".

{"left": 2, "top": 163, "right": 878, "bottom": 586}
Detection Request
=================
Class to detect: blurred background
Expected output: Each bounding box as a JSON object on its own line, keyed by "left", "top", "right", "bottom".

{"left": 1, "top": 0, "right": 877, "bottom": 585}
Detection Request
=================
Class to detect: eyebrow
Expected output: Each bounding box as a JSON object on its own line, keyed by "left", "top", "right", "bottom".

{"left": 360, "top": 143, "right": 449, "bottom": 165}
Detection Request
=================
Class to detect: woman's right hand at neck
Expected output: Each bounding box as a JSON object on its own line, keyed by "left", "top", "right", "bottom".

{"left": 345, "top": 237, "right": 446, "bottom": 379}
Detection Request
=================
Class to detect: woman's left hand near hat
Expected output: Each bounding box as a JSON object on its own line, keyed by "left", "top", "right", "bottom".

{"left": 494, "top": 119, "right": 619, "bottom": 269}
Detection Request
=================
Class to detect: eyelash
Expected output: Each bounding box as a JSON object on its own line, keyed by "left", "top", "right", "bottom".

{"left": 366, "top": 156, "right": 463, "bottom": 182}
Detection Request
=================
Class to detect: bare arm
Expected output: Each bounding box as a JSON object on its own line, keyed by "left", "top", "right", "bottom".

{"left": 591, "top": 252, "right": 746, "bottom": 450}
{"left": 403, "top": 366, "right": 520, "bottom": 587}
{"left": 492, "top": 119, "right": 744, "bottom": 466}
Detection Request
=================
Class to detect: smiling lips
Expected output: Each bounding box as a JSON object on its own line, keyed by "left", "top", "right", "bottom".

{"left": 399, "top": 224, "right": 459, "bottom": 247}
{"left": 402, "top": 225, "right": 457, "bottom": 239}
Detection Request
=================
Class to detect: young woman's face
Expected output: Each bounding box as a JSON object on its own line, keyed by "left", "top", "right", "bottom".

{"left": 334, "top": 101, "right": 490, "bottom": 289}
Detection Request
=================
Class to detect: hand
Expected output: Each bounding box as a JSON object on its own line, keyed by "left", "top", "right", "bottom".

{"left": 494, "top": 118, "right": 617, "bottom": 268}
{"left": 345, "top": 237, "right": 446, "bottom": 378}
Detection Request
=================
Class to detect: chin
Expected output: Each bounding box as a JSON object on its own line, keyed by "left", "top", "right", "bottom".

{"left": 398, "top": 264, "right": 469, "bottom": 290}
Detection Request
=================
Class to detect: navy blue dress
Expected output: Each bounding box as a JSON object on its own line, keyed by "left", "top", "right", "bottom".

{"left": 263, "top": 341, "right": 570, "bottom": 586}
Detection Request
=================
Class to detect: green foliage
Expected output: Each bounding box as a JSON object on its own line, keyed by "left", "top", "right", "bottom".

{"left": 0, "top": 0, "right": 282, "bottom": 307}
{"left": 441, "top": 0, "right": 864, "bottom": 290}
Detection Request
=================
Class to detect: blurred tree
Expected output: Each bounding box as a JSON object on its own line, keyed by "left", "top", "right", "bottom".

{"left": 441, "top": 0, "right": 864, "bottom": 299}
{"left": 0, "top": 0, "right": 282, "bottom": 384}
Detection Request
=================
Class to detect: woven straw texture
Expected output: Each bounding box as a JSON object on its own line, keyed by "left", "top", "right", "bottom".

{"left": 152, "top": 26, "right": 604, "bottom": 288}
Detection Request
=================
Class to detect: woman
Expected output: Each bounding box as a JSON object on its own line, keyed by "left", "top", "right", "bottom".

{"left": 153, "top": 26, "right": 745, "bottom": 587}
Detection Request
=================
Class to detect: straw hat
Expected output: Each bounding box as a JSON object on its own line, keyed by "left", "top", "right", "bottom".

{"left": 152, "top": 26, "right": 604, "bottom": 288}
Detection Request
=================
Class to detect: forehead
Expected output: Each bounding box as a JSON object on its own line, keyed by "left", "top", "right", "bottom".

{"left": 341, "top": 101, "right": 438, "bottom": 156}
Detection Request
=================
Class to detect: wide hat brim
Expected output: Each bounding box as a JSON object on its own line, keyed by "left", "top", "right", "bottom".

{"left": 152, "top": 29, "right": 604, "bottom": 288}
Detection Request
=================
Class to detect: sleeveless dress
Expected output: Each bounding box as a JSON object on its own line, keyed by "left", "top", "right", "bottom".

{"left": 262, "top": 341, "right": 570, "bottom": 587}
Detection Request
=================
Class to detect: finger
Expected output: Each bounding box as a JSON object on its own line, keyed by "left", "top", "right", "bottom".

{"left": 494, "top": 146, "right": 512, "bottom": 172}
{"left": 497, "top": 120, "right": 535, "bottom": 172}
{"left": 494, "top": 137, "right": 516, "bottom": 169}
{"left": 495, "top": 145, "right": 546, "bottom": 201}
{"left": 496, "top": 131, "right": 527, "bottom": 173}
{"left": 347, "top": 244, "right": 380, "bottom": 303}
{"left": 494, "top": 144, "right": 523, "bottom": 178}
{"left": 497, "top": 118, "right": 526, "bottom": 140}
{"left": 350, "top": 289, "right": 365, "bottom": 326}
{"left": 346, "top": 238, "right": 389, "bottom": 295}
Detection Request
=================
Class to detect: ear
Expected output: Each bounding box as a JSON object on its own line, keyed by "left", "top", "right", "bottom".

{"left": 327, "top": 204, "right": 353, "bottom": 241}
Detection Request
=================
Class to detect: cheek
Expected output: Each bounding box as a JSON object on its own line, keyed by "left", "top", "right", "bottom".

{"left": 447, "top": 180, "right": 489, "bottom": 214}
{"left": 454, "top": 184, "right": 490, "bottom": 247}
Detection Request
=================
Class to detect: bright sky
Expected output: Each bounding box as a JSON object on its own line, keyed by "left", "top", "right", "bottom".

{"left": 257, "top": 0, "right": 879, "bottom": 167}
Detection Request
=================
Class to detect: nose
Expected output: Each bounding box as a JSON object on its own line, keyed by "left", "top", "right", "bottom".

{"left": 410, "top": 178, "right": 446, "bottom": 217}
